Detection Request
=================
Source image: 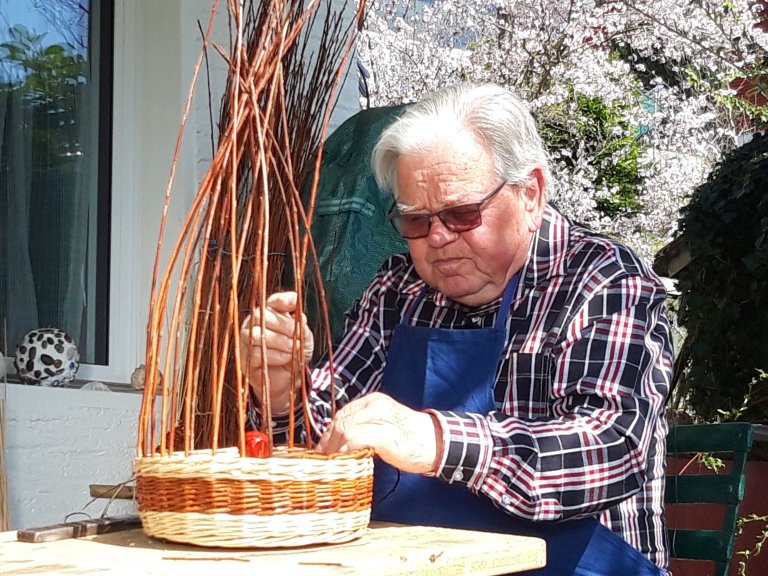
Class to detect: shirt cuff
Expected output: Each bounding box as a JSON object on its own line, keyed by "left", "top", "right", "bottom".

{"left": 424, "top": 409, "right": 493, "bottom": 490}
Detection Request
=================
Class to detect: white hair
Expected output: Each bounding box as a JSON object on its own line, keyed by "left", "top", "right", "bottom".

{"left": 371, "top": 83, "right": 551, "bottom": 200}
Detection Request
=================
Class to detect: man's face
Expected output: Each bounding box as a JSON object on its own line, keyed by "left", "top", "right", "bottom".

{"left": 395, "top": 133, "right": 544, "bottom": 307}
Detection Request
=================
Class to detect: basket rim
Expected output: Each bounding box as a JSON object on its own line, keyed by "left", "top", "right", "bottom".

{"left": 134, "top": 446, "right": 375, "bottom": 481}
{"left": 136, "top": 446, "right": 373, "bottom": 461}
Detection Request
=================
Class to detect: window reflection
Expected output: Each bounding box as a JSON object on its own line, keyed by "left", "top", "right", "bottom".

{"left": 0, "top": 0, "right": 111, "bottom": 367}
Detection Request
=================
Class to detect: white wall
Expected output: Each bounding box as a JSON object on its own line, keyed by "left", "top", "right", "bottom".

{"left": 2, "top": 384, "right": 141, "bottom": 529}
{"left": 1, "top": 0, "right": 361, "bottom": 531}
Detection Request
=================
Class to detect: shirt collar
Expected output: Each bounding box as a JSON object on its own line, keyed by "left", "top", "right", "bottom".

{"left": 521, "top": 203, "right": 570, "bottom": 287}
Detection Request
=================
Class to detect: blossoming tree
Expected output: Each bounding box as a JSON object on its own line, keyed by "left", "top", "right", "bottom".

{"left": 357, "top": 0, "right": 768, "bottom": 261}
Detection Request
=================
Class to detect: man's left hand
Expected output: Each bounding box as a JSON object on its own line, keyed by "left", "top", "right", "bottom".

{"left": 317, "top": 392, "right": 442, "bottom": 475}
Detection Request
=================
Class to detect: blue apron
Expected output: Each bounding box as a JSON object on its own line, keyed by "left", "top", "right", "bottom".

{"left": 370, "top": 276, "right": 662, "bottom": 576}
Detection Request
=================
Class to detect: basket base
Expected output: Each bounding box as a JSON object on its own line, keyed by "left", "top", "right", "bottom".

{"left": 140, "top": 509, "right": 371, "bottom": 548}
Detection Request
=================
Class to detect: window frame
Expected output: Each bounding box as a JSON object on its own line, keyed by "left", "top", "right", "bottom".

{"left": 94, "top": 0, "right": 115, "bottom": 366}
{"left": 75, "top": 0, "right": 140, "bottom": 385}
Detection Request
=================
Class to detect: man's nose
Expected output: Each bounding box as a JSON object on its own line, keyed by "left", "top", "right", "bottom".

{"left": 425, "top": 215, "right": 459, "bottom": 246}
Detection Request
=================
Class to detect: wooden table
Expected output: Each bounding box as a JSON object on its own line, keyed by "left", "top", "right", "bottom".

{"left": 0, "top": 522, "right": 545, "bottom": 575}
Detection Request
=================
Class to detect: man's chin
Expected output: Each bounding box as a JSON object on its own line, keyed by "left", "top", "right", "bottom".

{"left": 435, "top": 280, "right": 477, "bottom": 305}
{"left": 435, "top": 277, "right": 503, "bottom": 307}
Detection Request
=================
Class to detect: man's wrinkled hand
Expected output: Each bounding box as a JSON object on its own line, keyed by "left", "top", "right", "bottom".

{"left": 239, "top": 291, "right": 314, "bottom": 414}
{"left": 317, "top": 392, "right": 442, "bottom": 475}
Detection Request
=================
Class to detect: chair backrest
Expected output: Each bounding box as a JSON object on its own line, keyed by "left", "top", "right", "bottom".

{"left": 665, "top": 422, "right": 754, "bottom": 576}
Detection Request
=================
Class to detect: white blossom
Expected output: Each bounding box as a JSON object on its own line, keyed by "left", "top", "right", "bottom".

{"left": 357, "top": 0, "right": 768, "bottom": 263}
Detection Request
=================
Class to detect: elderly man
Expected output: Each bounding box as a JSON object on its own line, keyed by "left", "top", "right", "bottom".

{"left": 242, "top": 83, "right": 673, "bottom": 575}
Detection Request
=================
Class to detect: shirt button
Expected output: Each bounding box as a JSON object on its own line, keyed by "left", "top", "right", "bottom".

{"left": 452, "top": 469, "right": 464, "bottom": 482}
{"left": 502, "top": 495, "right": 512, "bottom": 505}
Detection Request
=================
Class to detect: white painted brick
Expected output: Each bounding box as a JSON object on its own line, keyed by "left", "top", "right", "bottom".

{"left": 2, "top": 384, "right": 141, "bottom": 529}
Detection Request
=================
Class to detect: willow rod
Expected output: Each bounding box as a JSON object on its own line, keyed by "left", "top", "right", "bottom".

{"left": 140, "top": 0, "right": 365, "bottom": 459}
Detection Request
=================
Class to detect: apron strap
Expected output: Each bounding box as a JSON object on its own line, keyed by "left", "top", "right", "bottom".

{"left": 495, "top": 271, "right": 520, "bottom": 330}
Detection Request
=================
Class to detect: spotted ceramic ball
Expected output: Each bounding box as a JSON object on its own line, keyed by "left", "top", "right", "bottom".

{"left": 14, "top": 328, "right": 80, "bottom": 387}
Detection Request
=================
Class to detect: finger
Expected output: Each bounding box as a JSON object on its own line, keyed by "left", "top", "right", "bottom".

{"left": 253, "top": 348, "right": 295, "bottom": 368}
{"left": 244, "top": 306, "right": 292, "bottom": 335}
{"left": 316, "top": 427, "right": 332, "bottom": 453}
{"left": 239, "top": 320, "right": 265, "bottom": 369}
{"left": 321, "top": 430, "right": 371, "bottom": 455}
{"left": 320, "top": 434, "right": 356, "bottom": 455}
{"left": 252, "top": 293, "right": 314, "bottom": 354}
{"left": 246, "top": 364, "right": 296, "bottom": 412}
{"left": 317, "top": 420, "right": 351, "bottom": 454}
{"left": 299, "top": 312, "right": 315, "bottom": 361}
{"left": 244, "top": 320, "right": 300, "bottom": 355}
{"left": 242, "top": 327, "right": 296, "bottom": 366}
{"left": 317, "top": 402, "right": 382, "bottom": 455}
{"left": 261, "top": 307, "right": 301, "bottom": 339}
{"left": 266, "top": 291, "right": 299, "bottom": 315}
{"left": 250, "top": 347, "right": 294, "bottom": 367}
{"left": 247, "top": 306, "right": 305, "bottom": 350}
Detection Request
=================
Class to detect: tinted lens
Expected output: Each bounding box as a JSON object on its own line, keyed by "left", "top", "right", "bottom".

{"left": 398, "top": 213, "right": 430, "bottom": 238}
{"left": 388, "top": 181, "right": 502, "bottom": 239}
{"left": 441, "top": 204, "right": 483, "bottom": 231}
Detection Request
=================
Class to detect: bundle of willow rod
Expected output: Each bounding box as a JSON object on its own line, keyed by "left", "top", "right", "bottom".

{"left": 134, "top": 0, "right": 373, "bottom": 548}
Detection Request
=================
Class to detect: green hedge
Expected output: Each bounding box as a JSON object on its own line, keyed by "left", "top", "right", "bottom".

{"left": 674, "top": 134, "right": 768, "bottom": 421}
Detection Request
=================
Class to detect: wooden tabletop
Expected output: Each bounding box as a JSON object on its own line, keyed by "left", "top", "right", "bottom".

{"left": 1, "top": 522, "right": 545, "bottom": 575}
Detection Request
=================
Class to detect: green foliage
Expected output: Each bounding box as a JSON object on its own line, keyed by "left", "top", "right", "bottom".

{"left": 718, "top": 90, "right": 768, "bottom": 129}
{"left": 697, "top": 451, "right": 726, "bottom": 474}
{"left": 1, "top": 24, "right": 86, "bottom": 105}
{"left": 737, "top": 513, "right": 768, "bottom": 576}
{"left": 537, "top": 89, "right": 644, "bottom": 217}
{"left": 0, "top": 24, "right": 86, "bottom": 167}
{"left": 674, "top": 135, "right": 768, "bottom": 421}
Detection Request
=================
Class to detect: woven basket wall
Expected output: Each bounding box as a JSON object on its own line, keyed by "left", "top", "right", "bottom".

{"left": 135, "top": 447, "right": 374, "bottom": 547}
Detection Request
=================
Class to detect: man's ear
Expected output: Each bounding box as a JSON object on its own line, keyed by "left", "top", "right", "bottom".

{"left": 522, "top": 166, "right": 546, "bottom": 231}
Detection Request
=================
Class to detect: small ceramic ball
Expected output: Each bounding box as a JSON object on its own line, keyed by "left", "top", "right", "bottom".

{"left": 14, "top": 328, "right": 80, "bottom": 387}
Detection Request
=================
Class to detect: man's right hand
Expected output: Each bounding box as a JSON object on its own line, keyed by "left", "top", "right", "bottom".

{"left": 239, "top": 291, "right": 314, "bottom": 415}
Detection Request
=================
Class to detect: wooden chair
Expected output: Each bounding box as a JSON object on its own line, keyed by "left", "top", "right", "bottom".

{"left": 665, "top": 422, "right": 754, "bottom": 576}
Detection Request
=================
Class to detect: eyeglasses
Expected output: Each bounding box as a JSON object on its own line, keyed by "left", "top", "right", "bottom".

{"left": 387, "top": 181, "right": 508, "bottom": 239}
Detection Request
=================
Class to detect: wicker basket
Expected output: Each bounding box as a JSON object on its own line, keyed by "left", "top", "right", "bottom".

{"left": 135, "top": 447, "right": 374, "bottom": 548}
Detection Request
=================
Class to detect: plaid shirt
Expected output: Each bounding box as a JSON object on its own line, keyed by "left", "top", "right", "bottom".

{"left": 276, "top": 204, "right": 672, "bottom": 569}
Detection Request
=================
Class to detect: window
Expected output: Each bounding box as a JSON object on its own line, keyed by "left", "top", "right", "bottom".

{"left": 0, "top": 0, "right": 113, "bottom": 369}
{"left": 1, "top": 2, "right": 355, "bottom": 385}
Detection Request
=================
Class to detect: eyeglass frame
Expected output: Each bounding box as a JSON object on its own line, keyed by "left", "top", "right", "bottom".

{"left": 386, "top": 180, "right": 509, "bottom": 240}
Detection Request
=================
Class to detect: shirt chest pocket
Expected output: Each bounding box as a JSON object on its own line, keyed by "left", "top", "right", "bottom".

{"left": 502, "top": 353, "right": 553, "bottom": 419}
